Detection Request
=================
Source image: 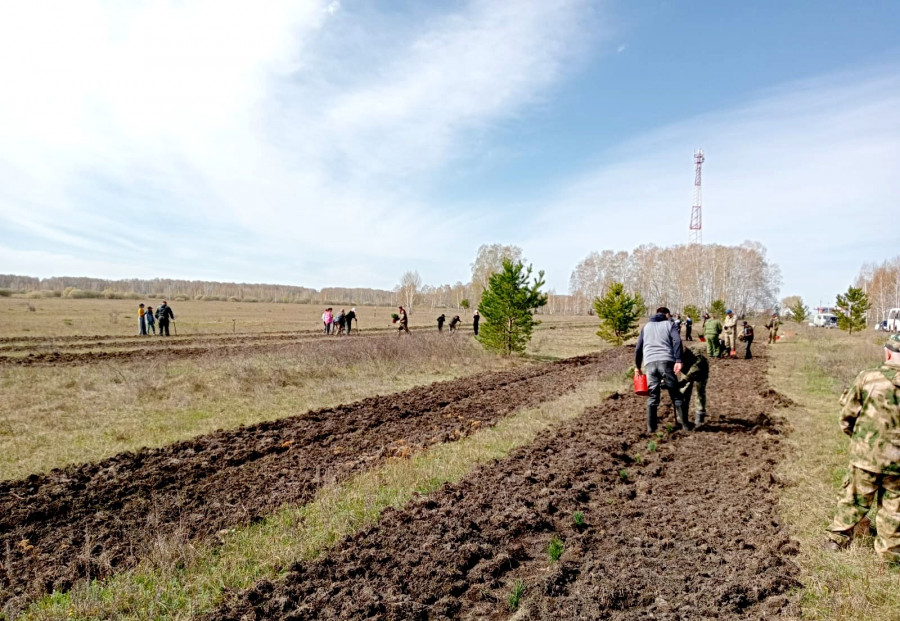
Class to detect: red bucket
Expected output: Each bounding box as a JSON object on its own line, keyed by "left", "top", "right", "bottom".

{"left": 633, "top": 373, "right": 649, "bottom": 396}
{"left": 699, "top": 336, "right": 706, "bottom": 342}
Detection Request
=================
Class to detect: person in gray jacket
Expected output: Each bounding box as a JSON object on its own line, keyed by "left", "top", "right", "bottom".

{"left": 634, "top": 306, "right": 689, "bottom": 434}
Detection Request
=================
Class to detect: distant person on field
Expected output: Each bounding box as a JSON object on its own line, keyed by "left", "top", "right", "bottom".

{"left": 397, "top": 306, "right": 410, "bottom": 335}
{"left": 634, "top": 306, "right": 689, "bottom": 434}
{"left": 740, "top": 321, "right": 754, "bottom": 359}
{"left": 138, "top": 303, "right": 147, "bottom": 335}
{"left": 678, "top": 347, "right": 709, "bottom": 427}
{"left": 345, "top": 308, "right": 357, "bottom": 334}
{"left": 684, "top": 315, "right": 693, "bottom": 341}
{"left": 322, "top": 308, "right": 333, "bottom": 334}
{"left": 437, "top": 313, "right": 445, "bottom": 332}
{"left": 703, "top": 312, "right": 723, "bottom": 358}
{"left": 824, "top": 335, "right": 900, "bottom": 564}
{"left": 723, "top": 309, "right": 738, "bottom": 358}
{"left": 334, "top": 309, "right": 346, "bottom": 335}
{"left": 145, "top": 305, "right": 156, "bottom": 335}
{"left": 473, "top": 310, "right": 480, "bottom": 336}
{"left": 449, "top": 315, "right": 460, "bottom": 333}
{"left": 155, "top": 300, "right": 175, "bottom": 336}
{"left": 673, "top": 313, "right": 682, "bottom": 333}
{"left": 765, "top": 313, "right": 780, "bottom": 344}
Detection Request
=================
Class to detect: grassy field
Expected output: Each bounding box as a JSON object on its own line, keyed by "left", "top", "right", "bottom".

{"left": 768, "top": 324, "right": 900, "bottom": 620}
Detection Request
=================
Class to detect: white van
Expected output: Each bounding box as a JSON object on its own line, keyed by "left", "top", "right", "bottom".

{"left": 812, "top": 313, "right": 838, "bottom": 328}
{"left": 887, "top": 308, "right": 900, "bottom": 333}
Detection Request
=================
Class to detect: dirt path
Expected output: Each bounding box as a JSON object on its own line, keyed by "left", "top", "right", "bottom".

{"left": 211, "top": 348, "right": 800, "bottom": 620}
{"left": 0, "top": 348, "right": 630, "bottom": 614}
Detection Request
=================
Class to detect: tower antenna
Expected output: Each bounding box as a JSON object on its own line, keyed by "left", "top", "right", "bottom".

{"left": 689, "top": 149, "right": 704, "bottom": 244}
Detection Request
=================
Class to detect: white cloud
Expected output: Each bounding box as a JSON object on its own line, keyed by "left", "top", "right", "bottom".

{"left": 523, "top": 69, "right": 900, "bottom": 306}
{"left": 0, "top": 0, "right": 592, "bottom": 288}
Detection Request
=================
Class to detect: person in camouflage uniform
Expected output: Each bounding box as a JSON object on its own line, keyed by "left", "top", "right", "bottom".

{"left": 679, "top": 347, "right": 709, "bottom": 426}
{"left": 825, "top": 335, "right": 900, "bottom": 562}
{"left": 703, "top": 313, "right": 723, "bottom": 358}
{"left": 765, "top": 313, "right": 780, "bottom": 344}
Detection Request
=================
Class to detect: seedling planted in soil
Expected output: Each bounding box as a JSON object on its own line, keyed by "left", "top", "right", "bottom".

{"left": 508, "top": 579, "right": 526, "bottom": 612}
{"left": 647, "top": 440, "right": 658, "bottom": 453}
{"left": 547, "top": 535, "right": 565, "bottom": 562}
{"left": 634, "top": 453, "right": 643, "bottom": 465}
{"left": 573, "top": 511, "right": 585, "bottom": 527}
{"left": 619, "top": 469, "right": 629, "bottom": 482}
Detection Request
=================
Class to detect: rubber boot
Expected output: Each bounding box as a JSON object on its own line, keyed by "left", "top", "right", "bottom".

{"left": 675, "top": 402, "right": 692, "bottom": 431}
{"left": 647, "top": 404, "right": 658, "bottom": 434}
{"left": 695, "top": 410, "right": 707, "bottom": 427}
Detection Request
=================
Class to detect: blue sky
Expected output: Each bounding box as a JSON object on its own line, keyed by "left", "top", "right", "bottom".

{"left": 1, "top": 0, "right": 899, "bottom": 307}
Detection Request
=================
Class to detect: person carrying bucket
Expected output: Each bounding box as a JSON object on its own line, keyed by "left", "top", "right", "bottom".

{"left": 634, "top": 306, "right": 689, "bottom": 434}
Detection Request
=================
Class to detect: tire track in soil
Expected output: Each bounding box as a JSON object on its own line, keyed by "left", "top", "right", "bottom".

{"left": 211, "top": 348, "right": 801, "bottom": 620}
{"left": 0, "top": 348, "right": 631, "bottom": 614}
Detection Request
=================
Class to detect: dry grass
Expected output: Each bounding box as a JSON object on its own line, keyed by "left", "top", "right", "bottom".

{"left": 0, "top": 334, "right": 512, "bottom": 480}
{"left": 768, "top": 324, "right": 900, "bottom": 620}
{"left": 22, "top": 373, "right": 627, "bottom": 621}
{"left": 527, "top": 315, "right": 607, "bottom": 360}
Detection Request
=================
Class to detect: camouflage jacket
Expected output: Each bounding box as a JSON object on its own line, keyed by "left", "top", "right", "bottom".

{"left": 839, "top": 360, "right": 900, "bottom": 475}
{"left": 766, "top": 318, "right": 780, "bottom": 330}
{"left": 680, "top": 348, "right": 709, "bottom": 383}
{"left": 703, "top": 318, "right": 723, "bottom": 337}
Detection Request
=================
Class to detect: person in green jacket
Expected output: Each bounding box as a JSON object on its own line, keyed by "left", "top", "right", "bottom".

{"left": 679, "top": 347, "right": 709, "bottom": 426}
{"left": 703, "top": 312, "right": 723, "bottom": 358}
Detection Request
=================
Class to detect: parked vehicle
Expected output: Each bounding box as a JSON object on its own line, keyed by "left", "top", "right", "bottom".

{"left": 887, "top": 308, "right": 900, "bottom": 333}
{"left": 875, "top": 319, "right": 889, "bottom": 331}
{"left": 811, "top": 313, "right": 838, "bottom": 328}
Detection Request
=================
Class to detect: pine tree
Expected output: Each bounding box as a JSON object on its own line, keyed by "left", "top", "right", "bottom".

{"left": 835, "top": 286, "right": 870, "bottom": 335}
{"left": 788, "top": 298, "right": 809, "bottom": 324}
{"left": 682, "top": 304, "right": 700, "bottom": 322}
{"left": 476, "top": 259, "right": 547, "bottom": 356}
{"left": 710, "top": 299, "right": 727, "bottom": 319}
{"left": 593, "top": 282, "right": 646, "bottom": 346}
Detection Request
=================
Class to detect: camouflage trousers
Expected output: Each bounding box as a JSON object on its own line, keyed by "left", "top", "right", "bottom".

{"left": 680, "top": 379, "right": 707, "bottom": 424}
{"left": 827, "top": 465, "right": 900, "bottom": 561}
{"left": 705, "top": 336, "right": 722, "bottom": 358}
{"left": 768, "top": 328, "right": 778, "bottom": 344}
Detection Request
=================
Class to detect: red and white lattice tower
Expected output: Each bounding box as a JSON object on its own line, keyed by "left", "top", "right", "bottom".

{"left": 689, "top": 149, "right": 704, "bottom": 245}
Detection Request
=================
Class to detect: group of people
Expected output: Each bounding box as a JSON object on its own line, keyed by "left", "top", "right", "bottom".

{"left": 436, "top": 310, "right": 479, "bottom": 335}
{"left": 138, "top": 301, "right": 175, "bottom": 336}
{"left": 695, "top": 309, "right": 780, "bottom": 360}
{"left": 321, "top": 307, "right": 357, "bottom": 335}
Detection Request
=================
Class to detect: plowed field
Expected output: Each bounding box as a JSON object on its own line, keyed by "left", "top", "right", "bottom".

{"left": 211, "top": 350, "right": 800, "bottom": 619}
{"left": 1, "top": 348, "right": 631, "bottom": 614}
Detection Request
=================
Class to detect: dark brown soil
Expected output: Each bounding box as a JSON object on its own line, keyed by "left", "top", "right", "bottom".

{"left": 0, "top": 348, "right": 631, "bottom": 614}
{"left": 211, "top": 348, "right": 800, "bottom": 620}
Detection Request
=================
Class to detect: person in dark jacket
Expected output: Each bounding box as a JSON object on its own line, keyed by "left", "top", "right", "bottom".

{"left": 473, "top": 310, "right": 480, "bottom": 336}
{"left": 437, "top": 314, "right": 446, "bottom": 332}
{"left": 345, "top": 308, "right": 357, "bottom": 334}
{"left": 740, "top": 321, "right": 755, "bottom": 359}
{"left": 397, "top": 306, "right": 409, "bottom": 335}
{"left": 145, "top": 305, "right": 156, "bottom": 335}
{"left": 685, "top": 315, "right": 693, "bottom": 341}
{"left": 449, "top": 315, "right": 460, "bottom": 333}
{"left": 155, "top": 300, "right": 175, "bottom": 336}
{"left": 635, "top": 307, "right": 688, "bottom": 433}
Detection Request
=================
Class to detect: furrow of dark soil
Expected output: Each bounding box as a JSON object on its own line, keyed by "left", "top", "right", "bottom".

{"left": 0, "top": 348, "right": 630, "bottom": 614}
{"left": 211, "top": 347, "right": 800, "bottom": 620}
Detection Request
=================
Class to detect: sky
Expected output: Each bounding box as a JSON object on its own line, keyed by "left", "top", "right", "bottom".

{"left": 1, "top": 0, "right": 899, "bottom": 307}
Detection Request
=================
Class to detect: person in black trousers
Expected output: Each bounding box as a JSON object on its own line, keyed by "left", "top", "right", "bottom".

{"left": 741, "top": 321, "right": 754, "bottom": 359}
{"left": 156, "top": 300, "right": 175, "bottom": 336}
{"left": 473, "top": 310, "right": 480, "bottom": 336}
{"left": 685, "top": 315, "right": 693, "bottom": 341}
{"left": 437, "top": 314, "right": 445, "bottom": 332}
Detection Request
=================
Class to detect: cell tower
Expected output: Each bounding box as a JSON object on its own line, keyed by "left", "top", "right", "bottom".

{"left": 689, "top": 149, "right": 704, "bottom": 244}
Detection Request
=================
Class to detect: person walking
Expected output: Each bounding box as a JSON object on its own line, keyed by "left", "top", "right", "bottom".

{"left": 138, "top": 304, "right": 147, "bottom": 335}
{"left": 634, "top": 306, "right": 689, "bottom": 434}
{"left": 437, "top": 314, "right": 446, "bottom": 332}
{"left": 397, "top": 306, "right": 410, "bottom": 335}
{"left": 145, "top": 305, "right": 156, "bottom": 335}
{"left": 156, "top": 300, "right": 175, "bottom": 336}
{"left": 473, "top": 310, "right": 480, "bottom": 336}
{"left": 765, "top": 313, "right": 780, "bottom": 344}
{"left": 723, "top": 309, "right": 738, "bottom": 358}
{"left": 334, "top": 309, "right": 346, "bottom": 336}
{"left": 740, "top": 321, "right": 755, "bottom": 359}
{"left": 449, "top": 315, "right": 460, "bottom": 333}
{"left": 678, "top": 347, "right": 709, "bottom": 427}
{"left": 685, "top": 315, "right": 693, "bottom": 341}
{"left": 345, "top": 308, "right": 357, "bottom": 334}
{"left": 824, "top": 335, "right": 900, "bottom": 564}
{"left": 703, "top": 312, "right": 723, "bottom": 358}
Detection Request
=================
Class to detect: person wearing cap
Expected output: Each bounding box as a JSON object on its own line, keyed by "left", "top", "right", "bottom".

{"left": 702, "top": 312, "right": 723, "bottom": 358}
{"left": 824, "top": 334, "right": 900, "bottom": 563}
{"left": 765, "top": 312, "right": 780, "bottom": 344}
{"left": 155, "top": 300, "right": 175, "bottom": 336}
{"left": 397, "top": 306, "right": 409, "bottom": 335}
{"left": 722, "top": 309, "right": 738, "bottom": 358}
{"left": 634, "top": 306, "right": 689, "bottom": 433}
{"left": 345, "top": 308, "right": 357, "bottom": 334}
